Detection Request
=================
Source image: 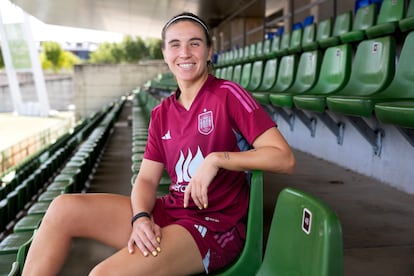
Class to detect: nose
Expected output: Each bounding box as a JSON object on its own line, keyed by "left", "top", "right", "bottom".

{"left": 179, "top": 44, "right": 191, "bottom": 58}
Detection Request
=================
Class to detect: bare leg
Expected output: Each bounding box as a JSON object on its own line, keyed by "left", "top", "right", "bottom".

{"left": 89, "top": 224, "right": 204, "bottom": 276}
{"left": 22, "top": 193, "right": 132, "bottom": 276}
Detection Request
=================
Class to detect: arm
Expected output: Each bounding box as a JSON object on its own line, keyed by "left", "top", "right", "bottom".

{"left": 128, "top": 158, "right": 164, "bottom": 256}
{"left": 184, "top": 127, "right": 295, "bottom": 209}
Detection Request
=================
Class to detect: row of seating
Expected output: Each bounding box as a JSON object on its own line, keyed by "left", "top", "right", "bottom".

{"left": 0, "top": 99, "right": 126, "bottom": 275}
{"left": 130, "top": 86, "right": 344, "bottom": 275}
{"left": 215, "top": 29, "right": 414, "bottom": 132}
{"left": 215, "top": 0, "right": 414, "bottom": 68}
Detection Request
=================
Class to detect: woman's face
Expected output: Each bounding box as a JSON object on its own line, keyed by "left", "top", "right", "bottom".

{"left": 162, "top": 20, "right": 212, "bottom": 83}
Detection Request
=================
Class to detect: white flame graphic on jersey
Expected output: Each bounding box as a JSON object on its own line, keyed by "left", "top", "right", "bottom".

{"left": 175, "top": 146, "right": 205, "bottom": 183}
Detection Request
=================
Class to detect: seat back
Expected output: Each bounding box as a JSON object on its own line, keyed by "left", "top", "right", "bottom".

{"left": 376, "top": 0, "right": 405, "bottom": 25}
{"left": 242, "top": 45, "right": 250, "bottom": 63}
{"left": 270, "top": 54, "right": 298, "bottom": 92}
{"left": 316, "top": 18, "right": 333, "bottom": 45}
{"left": 255, "top": 41, "right": 264, "bottom": 59}
{"left": 289, "top": 27, "right": 303, "bottom": 53}
{"left": 262, "top": 39, "right": 272, "bottom": 57}
{"left": 257, "top": 58, "right": 278, "bottom": 91}
{"left": 240, "top": 62, "right": 252, "bottom": 88}
{"left": 232, "top": 64, "right": 242, "bottom": 83}
{"left": 279, "top": 31, "right": 291, "bottom": 55}
{"left": 332, "top": 11, "right": 352, "bottom": 37}
{"left": 352, "top": 3, "right": 377, "bottom": 31}
{"left": 337, "top": 36, "right": 395, "bottom": 97}
{"left": 407, "top": 0, "right": 414, "bottom": 18}
{"left": 212, "top": 171, "right": 263, "bottom": 276}
{"left": 285, "top": 50, "right": 322, "bottom": 94}
{"left": 303, "top": 44, "right": 352, "bottom": 95}
{"left": 302, "top": 23, "right": 317, "bottom": 51}
{"left": 256, "top": 187, "right": 343, "bottom": 276}
{"left": 269, "top": 35, "right": 281, "bottom": 57}
{"left": 246, "top": 60, "right": 264, "bottom": 91}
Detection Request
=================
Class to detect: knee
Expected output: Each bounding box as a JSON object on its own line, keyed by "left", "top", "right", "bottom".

{"left": 42, "top": 194, "right": 83, "bottom": 226}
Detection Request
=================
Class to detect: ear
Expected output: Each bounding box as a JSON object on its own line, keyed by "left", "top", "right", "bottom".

{"left": 207, "top": 47, "right": 213, "bottom": 61}
{"left": 162, "top": 48, "right": 167, "bottom": 63}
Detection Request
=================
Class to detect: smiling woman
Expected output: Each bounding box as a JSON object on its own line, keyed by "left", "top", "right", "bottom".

{"left": 22, "top": 11, "right": 294, "bottom": 276}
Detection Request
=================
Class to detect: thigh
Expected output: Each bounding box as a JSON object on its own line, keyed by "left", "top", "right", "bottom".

{"left": 45, "top": 193, "right": 132, "bottom": 249}
{"left": 90, "top": 224, "right": 204, "bottom": 276}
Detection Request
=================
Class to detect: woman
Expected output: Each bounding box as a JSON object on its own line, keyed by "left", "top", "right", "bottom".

{"left": 23, "top": 12, "right": 295, "bottom": 275}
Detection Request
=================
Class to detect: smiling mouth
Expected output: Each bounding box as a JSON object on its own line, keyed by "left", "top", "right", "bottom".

{"left": 178, "top": 63, "right": 195, "bottom": 69}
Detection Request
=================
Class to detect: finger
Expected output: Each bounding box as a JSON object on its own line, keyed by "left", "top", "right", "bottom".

{"left": 127, "top": 238, "right": 134, "bottom": 254}
{"left": 201, "top": 186, "right": 209, "bottom": 209}
{"left": 154, "top": 224, "right": 162, "bottom": 244}
{"left": 183, "top": 183, "right": 191, "bottom": 208}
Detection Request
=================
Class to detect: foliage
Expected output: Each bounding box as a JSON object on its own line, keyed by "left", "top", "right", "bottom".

{"left": 0, "top": 47, "right": 4, "bottom": 68}
{"left": 88, "top": 36, "right": 163, "bottom": 64}
{"left": 40, "top": 41, "right": 81, "bottom": 72}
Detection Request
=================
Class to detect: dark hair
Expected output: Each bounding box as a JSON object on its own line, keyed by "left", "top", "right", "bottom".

{"left": 161, "top": 12, "right": 212, "bottom": 49}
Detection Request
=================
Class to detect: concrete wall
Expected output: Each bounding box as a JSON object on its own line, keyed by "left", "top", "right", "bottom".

{"left": 0, "top": 62, "right": 168, "bottom": 119}
{"left": 73, "top": 62, "right": 168, "bottom": 119}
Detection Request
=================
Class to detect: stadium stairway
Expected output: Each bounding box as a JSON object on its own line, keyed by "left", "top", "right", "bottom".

{"left": 54, "top": 90, "right": 414, "bottom": 276}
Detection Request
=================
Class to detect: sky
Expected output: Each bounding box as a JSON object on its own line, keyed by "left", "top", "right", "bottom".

{"left": 0, "top": 0, "right": 124, "bottom": 43}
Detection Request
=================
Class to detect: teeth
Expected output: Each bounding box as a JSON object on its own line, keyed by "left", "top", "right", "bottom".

{"left": 179, "top": 63, "right": 194, "bottom": 69}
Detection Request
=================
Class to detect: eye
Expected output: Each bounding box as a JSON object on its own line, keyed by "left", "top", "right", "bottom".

{"left": 190, "top": 41, "right": 200, "bottom": 47}
{"left": 170, "top": 42, "right": 180, "bottom": 48}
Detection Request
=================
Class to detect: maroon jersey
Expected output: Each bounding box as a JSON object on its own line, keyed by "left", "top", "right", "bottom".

{"left": 144, "top": 74, "right": 276, "bottom": 233}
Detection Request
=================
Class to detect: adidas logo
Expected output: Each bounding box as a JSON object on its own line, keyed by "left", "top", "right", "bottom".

{"left": 194, "top": 224, "right": 207, "bottom": 238}
{"left": 162, "top": 130, "right": 171, "bottom": 140}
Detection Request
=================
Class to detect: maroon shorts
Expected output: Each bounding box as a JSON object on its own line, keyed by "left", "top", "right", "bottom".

{"left": 152, "top": 198, "right": 245, "bottom": 274}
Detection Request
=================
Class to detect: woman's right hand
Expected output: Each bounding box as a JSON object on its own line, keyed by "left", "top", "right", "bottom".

{"left": 128, "top": 217, "right": 162, "bottom": 257}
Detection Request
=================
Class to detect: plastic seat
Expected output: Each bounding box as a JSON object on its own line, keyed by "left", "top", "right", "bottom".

{"left": 341, "top": 3, "right": 377, "bottom": 43}
{"left": 262, "top": 39, "right": 272, "bottom": 58}
{"left": 13, "top": 214, "right": 43, "bottom": 232}
{"left": 0, "top": 231, "right": 33, "bottom": 255}
{"left": 240, "top": 62, "right": 252, "bottom": 89}
{"left": 375, "top": 101, "right": 414, "bottom": 128}
{"left": 319, "top": 12, "right": 352, "bottom": 48}
{"left": 278, "top": 31, "right": 291, "bottom": 56}
{"left": 208, "top": 171, "right": 263, "bottom": 276}
{"left": 268, "top": 54, "right": 298, "bottom": 94}
{"left": 302, "top": 23, "right": 317, "bottom": 51}
{"left": 288, "top": 27, "right": 303, "bottom": 53}
{"left": 326, "top": 36, "right": 396, "bottom": 117}
{"left": 232, "top": 64, "right": 242, "bottom": 84}
{"left": 269, "top": 50, "right": 322, "bottom": 108}
{"left": 366, "top": 0, "right": 405, "bottom": 38}
{"left": 0, "top": 253, "right": 17, "bottom": 275}
{"left": 245, "top": 60, "right": 264, "bottom": 91}
{"left": 399, "top": 0, "right": 414, "bottom": 32}
{"left": 293, "top": 44, "right": 352, "bottom": 112}
{"left": 265, "top": 35, "right": 281, "bottom": 59}
{"left": 256, "top": 187, "right": 343, "bottom": 276}
{"left": 251, "top": 58, "right": 278, "bottom": 105}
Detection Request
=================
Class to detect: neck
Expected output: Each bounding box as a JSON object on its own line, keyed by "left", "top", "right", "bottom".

{"left": 176, "top": 74, "right": 209, "bottom": 110}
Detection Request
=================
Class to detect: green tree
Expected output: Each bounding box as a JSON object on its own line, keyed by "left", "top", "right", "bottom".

{"left": 89, "top": 42, "right": 119, "bottom": 64}
{"left": 0, "top": 47, "right": 4, "bottom": 68}
{"left": 41, "top": 41, "right": 63, "bottom": 72}
{"left": 121, "top": 35, "right": 148, "bottom": 62}
{"left": 147, "top": 38, "right": 163, "bottom": 60}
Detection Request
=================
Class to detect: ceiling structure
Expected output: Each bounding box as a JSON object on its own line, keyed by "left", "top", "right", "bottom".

{"left": 11, "top": 0, "right": 266, "bottom": 39}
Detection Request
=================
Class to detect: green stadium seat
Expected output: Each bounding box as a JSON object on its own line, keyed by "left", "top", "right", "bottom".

{"left": 256, "top": 187, "right": 343, "bottom": 276}
{"left": 326, "top": 36, "right": 396, "bottom": 117}
{"left": 248, "top": 43, "right": 257, "bottom": 62}
{"left": 265, "top": 35, "right": 281, "bottom": 59}
{"left": 14, "top": 232, "right": 35, "bottom": 274}
{"left": 399, "top": 0, "right": 414, "bottom": 32}
{"left": 210, "top": 171, "right": 263, "bottom": 276}
{"left": 278, "top": 31, "right": 291, "bottom": 56}
{"left": 269, "top": 50, "right": 322, "bottom": 108}
{"left": 251, "top": 58, "right": 278, "bottom": 105}
{"left": 240, "top": 62, "right": 252, "bottom": 89}
{"left": 269, "top": 54, "right": 297, "bottom": 94}
{"left": 27, "top": 201, "right": 51, "bottom": 215}
{"left": 301, "top": 23, "right": 317, "bottom": 51}
{"left": 319, "top": 12, "right": 352, "bottom": 48}
{"left": 242, "top": 45, "right": 250, "bottom": 63}
{"left": 0, "top": 231, "right": 33, "bottom": 255}
{"left": 292, "top": 44, "right": 351, "bottom": 112}
{"left": 255, "top": 41, "right": 264, "bottom": 60}
{"left": 288, "top": 27, "right": 303, "bottom": 53}
{"left": 315, "top": 18, "right": 333, "bottom": 48}
{"left": 262, "top": 39, "right": 272, "bottom": 58}
{"left": 0, "top": 253, "right": 17, "bottom": 275}
{"left": 6, "top": 190, "right": 18, "bottom": 224}
{"left": 366, "top": 0, "right": 405, "bottom": 38}
{"left": 37, "top": 189, "right": 63, "bottom": 202}
{"left": 232, "top": 64, "right": 242, "bottom": 84}
{"left": 375, "top": 101, "right": 414, "bottom": 128}
{"left": 341, "top": 3, "right": 377, "bottom": 43}
{"left": 225, "top": 66, "right": 234, "bottom": 81}
{"left": 13, "top": 214, "right": 43, "bottom": 232}
{"left": 0, "top": 198, "right": 7, "bottom": 232}
{"left": 245, "top": 60, "right": 264, "bottom": 92}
